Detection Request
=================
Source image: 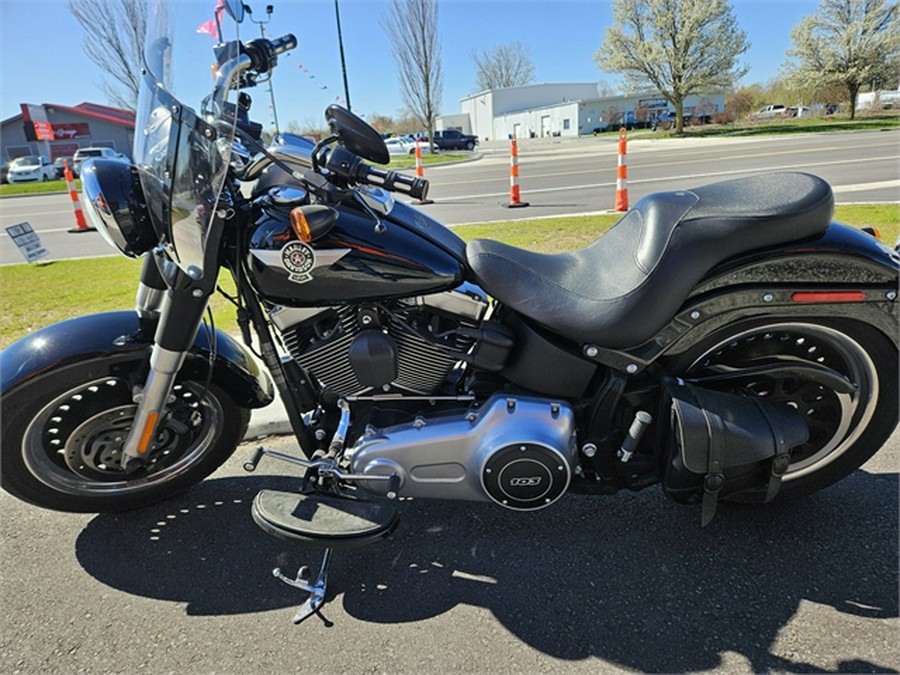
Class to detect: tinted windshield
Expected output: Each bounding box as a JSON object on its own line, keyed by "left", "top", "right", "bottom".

{"left": 134, "top": 0, "right": 243, "bottom": 278}
{"left": 14, "top": 157, "right": 39, "bottom": 167}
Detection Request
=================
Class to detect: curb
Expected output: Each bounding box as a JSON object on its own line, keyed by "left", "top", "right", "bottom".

{"left": 245, "top": 396, "right": 293, "bottom": 440}
{"left": 240, "top": 344, "right": 294, "bottom": 441}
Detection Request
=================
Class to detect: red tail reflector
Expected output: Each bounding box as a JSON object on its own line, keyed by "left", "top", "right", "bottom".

{"left": 791, "top": 291, "right": 866, "bottom": 303}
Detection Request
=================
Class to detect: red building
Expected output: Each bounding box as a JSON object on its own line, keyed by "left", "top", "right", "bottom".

{"left": 1, "top": 102, "right": 135, "bottom": 164}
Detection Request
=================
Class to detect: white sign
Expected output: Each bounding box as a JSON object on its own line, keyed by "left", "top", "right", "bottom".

{"left": 6, "top": 222, "right": 48, "bottom": 263}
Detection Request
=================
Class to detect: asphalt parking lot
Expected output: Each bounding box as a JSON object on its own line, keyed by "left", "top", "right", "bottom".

{"left": 1, "top": 427, "right": 897, "bottom": 673}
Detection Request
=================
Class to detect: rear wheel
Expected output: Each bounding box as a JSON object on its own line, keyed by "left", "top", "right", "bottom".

{"left": 2, "top": 358, "right": 249, "bottom": 512}
{"left": 671, "top": 318, "right": 898, "bottom": 500}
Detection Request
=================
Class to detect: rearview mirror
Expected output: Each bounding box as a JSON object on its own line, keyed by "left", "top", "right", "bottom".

{"left": 224, "top": 1, "right": 245, "bottom": 22}
{"left": 325, "top": 105, "right": 389, "bottom": 166}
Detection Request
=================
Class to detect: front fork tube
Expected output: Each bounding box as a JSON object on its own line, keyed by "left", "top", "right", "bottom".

{"left": 121, "top": 256, "right": 211, "bottom": 470}
{"left": 121, "top": 345, "right": 187, "bottom": 472}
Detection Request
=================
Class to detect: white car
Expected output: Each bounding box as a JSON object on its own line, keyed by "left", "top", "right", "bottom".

{"left": 73, "top": 147, "right": 128, "bottom": 177}
{"left": 750, "top": 104, "right": 787, "bottom": 120}
{"left": 384, "top": 137, "right": 438, "bottom": 157}
{"left": 7, "top": 155, "right": 56, "bottom": 183}
{"left": 384, "top": 138, "right": 414, "bottom": 156}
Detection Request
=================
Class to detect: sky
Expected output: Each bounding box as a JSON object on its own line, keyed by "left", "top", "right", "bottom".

{"left": 0, "top": 0, "right": 822, "bottom": 130}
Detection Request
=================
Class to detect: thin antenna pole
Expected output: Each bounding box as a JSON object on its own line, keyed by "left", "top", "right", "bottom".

{"left": 334, "top": 0, "right": 351, "bottom": 111}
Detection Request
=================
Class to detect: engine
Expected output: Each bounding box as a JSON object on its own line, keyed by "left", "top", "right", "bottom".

{"left": 269, "top": 289, "right": 573, "bottom": 510}
{"left": 270, "top": 288, "right": 489, "bottom": 397}
{"left": 348, "top": 394, "right": 577, "bottom": 511}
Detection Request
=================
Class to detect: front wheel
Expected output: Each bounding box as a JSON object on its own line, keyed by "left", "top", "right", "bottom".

{"left": 1, "top": 357, "right": 250, "bottom": 512}
{"left": 669, "top": 318, "right": 898, "bottom": 501}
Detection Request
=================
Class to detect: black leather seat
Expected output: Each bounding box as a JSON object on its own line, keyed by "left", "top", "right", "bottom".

{"left": 467, "top": 172, "right": 833, "bottom": 349}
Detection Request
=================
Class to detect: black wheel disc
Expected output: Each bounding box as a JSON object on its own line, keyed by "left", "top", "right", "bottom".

{"left": 23, "top": 376, "right": 224, "bottom": 499}
{"left": 682, "top": 321, "right": 881, "bottom": 485}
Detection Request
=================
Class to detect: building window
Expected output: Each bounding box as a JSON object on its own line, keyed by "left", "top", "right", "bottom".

{"left": 563, "top": 118, "right": 570, "bottom": 130}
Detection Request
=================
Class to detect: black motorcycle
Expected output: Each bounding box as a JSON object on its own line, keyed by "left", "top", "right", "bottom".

{"left": 2, "top": 0, "right": 897, "bottom": 623}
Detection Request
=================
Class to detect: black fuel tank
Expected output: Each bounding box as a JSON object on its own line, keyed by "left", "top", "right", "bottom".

{"left": 247, "top": 200, "right": 466, "bottom": 306}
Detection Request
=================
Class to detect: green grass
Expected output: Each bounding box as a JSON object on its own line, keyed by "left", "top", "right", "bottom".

{"left": 382, "top": 153, "right": 470, "bottom": 170}
{"left": 587, "top": 113, "right": 900, "bottom": 139}
{"left": 0, "top": 204, "right": 896, "bottom": 350}
{"left": 1, "top": 178, "right": 80, "bottom": 196}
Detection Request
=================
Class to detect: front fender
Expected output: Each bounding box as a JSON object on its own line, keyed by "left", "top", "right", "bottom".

{"left": 1, "top": 311, "right": 274, "bottom": 409}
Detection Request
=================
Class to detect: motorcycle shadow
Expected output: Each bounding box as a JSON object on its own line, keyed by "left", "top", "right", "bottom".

{"left": 75, "top": 470, "right": 898, "bottom": 672}
{"left": 75, "top": 475, "right": 311, "bottom": 615}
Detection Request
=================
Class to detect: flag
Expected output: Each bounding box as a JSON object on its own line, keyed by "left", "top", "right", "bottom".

{"left": 197, "top": 0, "right": 226, "bottom": 40}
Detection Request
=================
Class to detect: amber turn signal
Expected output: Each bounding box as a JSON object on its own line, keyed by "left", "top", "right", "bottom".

{"left": 290, "top": 207, "right": 313, "bottom": 243}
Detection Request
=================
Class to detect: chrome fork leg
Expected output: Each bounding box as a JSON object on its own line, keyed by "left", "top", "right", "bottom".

{"left": 120, "top": 344, "right": 186, "bottom": 471}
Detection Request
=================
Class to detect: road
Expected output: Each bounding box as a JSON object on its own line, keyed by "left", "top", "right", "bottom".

{"left": 418, "top": 129, "right": 900, "bottom": 225}
{"left": 1, "top": 428, "right": 897, "bottom": 673}
{"left": 1, "top": 129, "right": 898, "bottom": 265}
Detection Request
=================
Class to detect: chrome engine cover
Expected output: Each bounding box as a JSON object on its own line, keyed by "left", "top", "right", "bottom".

{"left": 348, "top": 394, "right": 577, "bottom": 511}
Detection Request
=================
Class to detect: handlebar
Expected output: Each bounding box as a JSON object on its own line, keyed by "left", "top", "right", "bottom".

{"left": 242, "top": 33, "right": 297, "bottom": 74}
{"left": 324, "top": 145, "right": 429, "bottom": 201}
{"left": 270, "top": 34, "right": 298, "bottom": 55}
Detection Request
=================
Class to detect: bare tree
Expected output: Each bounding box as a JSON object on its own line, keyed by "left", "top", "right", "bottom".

{"left": 596, "top": 80, "right": 620, "bottom": 98}
{"left": 783, "top": 0, "right": 900, "bottom": 119}
{"left": 382, "top": 0, "right": 443, "bottom": 150}
{"left": 67, "top": 0, "right": 148, "bottom": 111}
{"left": 472, "top": 42, "right": 535, "bottom": 91}
{"left": 595, "top": 0, "right": 749, "bottom": 134}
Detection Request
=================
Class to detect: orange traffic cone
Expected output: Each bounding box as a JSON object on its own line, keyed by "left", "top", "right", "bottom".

{"left": 65, "top": 160, "right": 96, "bottom": 233}
{"left": 505, "top": 135, "right": 528, "bottom": 208}
{"left": 615, "top": 128, "right": 629, "bottom": 212}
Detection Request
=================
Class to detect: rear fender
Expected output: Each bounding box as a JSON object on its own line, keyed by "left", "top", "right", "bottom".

{"left": 583, "top": 223, "right": 899, "bottom": 372}
{"left": 1, "top": 311, "right": 274, "bottom": 409}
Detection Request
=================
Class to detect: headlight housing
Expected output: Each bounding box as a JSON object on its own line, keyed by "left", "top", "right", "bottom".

{"left": 81, "top": 158, "right": 157, "bottom": 257}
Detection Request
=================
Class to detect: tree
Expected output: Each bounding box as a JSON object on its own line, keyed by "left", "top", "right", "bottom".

{"left": 783, "top": 0, "right": 900, "bottom": 119}
{"left": 67, "top": 0, "right": 147, "bottom": 111}
{"left": 472, "top": 42, "right": 536, "bottom": 91}
{"left": 382, "top": 0, "right": 443, "bottom": 151}
{"left": 594, "top": 0, "right": 749, "bottom": 134}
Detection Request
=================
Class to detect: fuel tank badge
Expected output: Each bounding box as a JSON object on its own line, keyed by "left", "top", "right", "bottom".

{"left": 282, "top": 242, "right": 315, "bottom": 283}
{"left": 250, "top": 243, "right": 351, "bottom": 284}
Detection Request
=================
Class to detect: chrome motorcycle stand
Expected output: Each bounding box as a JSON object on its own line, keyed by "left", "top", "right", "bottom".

{"left": 273, "top": 548, "right": 333, "bottom": 624}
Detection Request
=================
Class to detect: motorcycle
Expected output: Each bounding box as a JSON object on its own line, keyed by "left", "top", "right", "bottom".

{"left": 2, "top": 0, "right": 897, "bottom": 624}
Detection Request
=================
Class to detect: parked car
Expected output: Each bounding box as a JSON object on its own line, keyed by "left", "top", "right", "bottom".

{"left": 384, "top": 138, "right": 438, "bottom": 157}
{"left": 433, "top": 129, "right": 478, "bottom": 151}
{"left": 7, "top": 155, "right": 56, "bottom": 183}
{"left": 750, "top": 104, "right": 787, "bottom": 120}
{"left": 786, "top": 106, "right": 811, "bottom": 118}
{"left": 53, "top": 157, "right": 75, "bottom": 178}
{"left": 384, "top": 138, "right": 414, "bottom": 156}
{"left": 72, "top": 147, "right": 127, "bottom": 177}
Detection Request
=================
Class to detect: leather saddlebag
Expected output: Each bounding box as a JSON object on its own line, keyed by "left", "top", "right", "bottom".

{"left": 663, "top": 379, "right": 809, "bottom": 525}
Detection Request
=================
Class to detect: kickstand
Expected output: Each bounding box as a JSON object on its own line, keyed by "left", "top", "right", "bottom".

{"left": 273, "top": 547, "right": 334, "bottom": 624}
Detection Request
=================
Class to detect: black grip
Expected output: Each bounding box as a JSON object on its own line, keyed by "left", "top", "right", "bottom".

{"left": 324, "top": 145, "right": 429, "bottom": 200}
{"left": 270, "top": 34, "right": 297, "bottom": 55}
{"left": 243, "top": 446, "right": 265, "bottom": 472}
{"left": 357, "top": 164, "right": 429, "bottom": 201}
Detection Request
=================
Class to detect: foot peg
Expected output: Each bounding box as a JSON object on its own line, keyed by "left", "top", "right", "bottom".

{"left": 252, "top": 489, "right": 400, "bottom": 624}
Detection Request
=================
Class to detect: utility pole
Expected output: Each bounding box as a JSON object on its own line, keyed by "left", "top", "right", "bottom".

{"left": 334, "top": 0, "right": 351, "bottom": 111}
{"left": 245, "top": 3, "right": 281, "bottom": 133}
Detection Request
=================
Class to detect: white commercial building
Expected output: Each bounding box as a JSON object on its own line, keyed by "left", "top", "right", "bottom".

{"left": 438, "top": 83, "right": 725, "bottom": 141}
